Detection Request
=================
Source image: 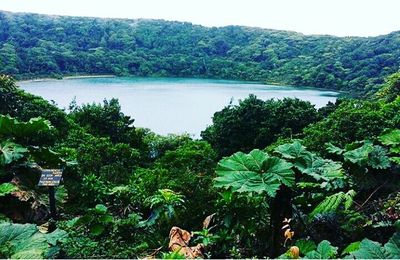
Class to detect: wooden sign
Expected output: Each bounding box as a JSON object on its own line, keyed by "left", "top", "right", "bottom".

{"left": 38, "top": 169, "right": 63, "bottom": 186}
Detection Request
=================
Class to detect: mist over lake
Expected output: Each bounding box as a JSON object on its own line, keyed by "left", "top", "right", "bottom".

{"left": 19, "top": 77, "right": 338, "bottom": 137}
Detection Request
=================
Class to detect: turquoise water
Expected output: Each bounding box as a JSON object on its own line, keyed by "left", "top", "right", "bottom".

{"left": 19, "top": 77, "right": 338, "bottom": 137}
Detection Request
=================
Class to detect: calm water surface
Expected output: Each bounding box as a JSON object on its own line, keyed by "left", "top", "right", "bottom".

{"left": 19, "top": 77, "right": 338, "bottom": 137}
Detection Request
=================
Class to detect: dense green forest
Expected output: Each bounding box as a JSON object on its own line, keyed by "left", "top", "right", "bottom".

{"left": 1, "top": 69, "right": 399, "bottom": 258}
{"left": 1, "top": 10, "right": 400, "bottom": 95}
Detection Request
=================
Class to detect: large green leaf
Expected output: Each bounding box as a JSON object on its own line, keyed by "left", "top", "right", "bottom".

{"left": 305, "top": 240, "right": 338, "bottom": 259}
{"left": 275, "top": 141, "right": 309, "bottom": 160}
{"left": 274, "top": 141, "right": 313, "bottom": 171}
{"left": 326, "top": 143, "right": 345, "bottom": 155}
{"left": 302, "top": 158, "right": 344, "bottom": 181}
{"left": 343, "top": 141, "right": 374, "bottom": 165}
{"left": 341, "top": 241, "right": 361, "bottom": 256}
{"left": 28, "top": 147, "right": 65, "bottom": 167}
{"left": 349, "top": 239, "right": 388, "bottom": 259}
{"left": 385, "top": 232, "right": 400, "bottom": 259}
{"left": 214, "top": 149, "right": 294, "bottom": 197}
{"left": 275, "top": 141, "right": 345, "bottom": 190}
{"left": 0, "top": 141, "right": 28, "bottom": 165}
{"left": 0, "top": 115, "right": 52, "bottom": 138}
{"left": 343, "top": 141, "right": 391, "bottom": 169}
{"left": 0, "top": 223, "right": 66, "bottom": 259}
{"left": 368, "top": 146, "right": 391, "bottom": 169}
{"left": 379, "top": 129, "right": 400, "bottom": 146}
{"left": 295, "top": 239, "right": 317, "bottom": 255}
{"left": 345, "top": 232, "right": 400, "bottom": 259}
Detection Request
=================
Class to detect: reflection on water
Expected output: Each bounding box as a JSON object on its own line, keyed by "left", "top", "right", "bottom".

{"left": 19, "top": 77, "right": 338, "bottom": 137}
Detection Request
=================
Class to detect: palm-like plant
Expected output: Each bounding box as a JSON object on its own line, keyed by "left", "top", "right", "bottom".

{"left": 147, "top": 189, "right": 186, "bottom": 223}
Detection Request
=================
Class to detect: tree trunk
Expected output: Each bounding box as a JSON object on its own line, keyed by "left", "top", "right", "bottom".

{"left": 270, "top": 185, "right": 292, "bottom": 257}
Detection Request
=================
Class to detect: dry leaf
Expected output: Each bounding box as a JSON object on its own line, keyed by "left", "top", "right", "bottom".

{"left": 203, "top": 213, "right": 216, "bottom": 229}
{"left": 168, "top": 226, "right": 204, "bottom": 258}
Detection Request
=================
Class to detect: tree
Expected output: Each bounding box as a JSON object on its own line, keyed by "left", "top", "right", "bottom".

{"left": 69, "top": 98, "right": 136, "bottom": 144}
{"left": 376, "top": 71, "right": 400, "bottom": 102}
{"left": 202, "top": 95, "right": 319, "bottom": 157}
{"left": 0, "top": 43, "right": 19, "bottom": 75}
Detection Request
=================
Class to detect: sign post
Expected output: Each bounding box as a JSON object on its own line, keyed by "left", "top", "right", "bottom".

{"left": 38, "top": 169, "right": 63, "bottom": 220}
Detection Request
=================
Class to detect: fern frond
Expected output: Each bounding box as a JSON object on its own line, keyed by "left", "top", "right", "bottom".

{"left": 310, "top": 190, "right": 355, "bottom": 218}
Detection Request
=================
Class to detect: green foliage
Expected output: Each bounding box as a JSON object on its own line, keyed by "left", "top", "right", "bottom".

{"left": 0, "top": 183, "right": 17, "bottom": 197}
{"left": 129, "top": 138, "right": 217, "bottom": 228}
{"left": 305, "top": 240, "right": 338, "bottom": 259}
{"left": 385, "top": 233, "right": 400, "bottom": 259}
{"left": 275, "top": 140, "right": 310, "bottom": 161}
{"left": 295, "top": 239, "right": 317, "bottom": 255}
{"left": 348, "top": 232, "right": 400, "bottom": 259}
{"left": 214, "top": 149, "right": 294, "bottom": 197}
{"left": 310, "top": 190, "right": 356, "bottom": 218}
{"left": 0, "top": 23, "right": 399, "bottom": 258}
{"left": 0, "top": 141, "right": 27, "bottom": 165}
{"left": 380, "top": 129, "right": 400, "bottom": 146}
{"left": 343, "top": 141, "right": 391, "bottom": 169}
{"left": 0, "top": 75, "right": 17, "bottom": 117}
{"left": 275, "top": 141, "right": 346, "bottom": 191}
{"left": 146, "top": 189, "right": 186, "bottom": 223}
{"left": 69, "top": 204, "right": 114, "bottom": 236}
{"left": 304, "top": 98, "right": 400, "bottom": 153}
{"left": 0, "top": 115, "right": 51, "bottom": 139}
{"left": 0, "top": 223, "right": 66, "bottom": 259}
{"left": 376, "top": 72, "right": 400, "bottom": 102}
{"left": 341, "top": 241, "right": 361, "bottom": 255}
{"left": 325, "top": 143, "right": 345, "bottom": 155}
{"left": 69, "top": 98, "right": 136, "bottom": 144}
{"left": 202, "top": 95, "right": 320, "bottom": 157}
{"left": 192, "top": 228, "right": 220, "bottom": 247}
{"left": 161, "top": 251, "right": 186, "bottom": 259}
{"left": 148, "top": 189, "right": 185, "bottom": 209}
{"left": 75, "top": 135, "right": 140, "bottom": 184}
{"left": 60, "top": 216, "right": 151, "bottom": 259}
{"left": 0, "top": 75, "right": 17, "bottom": 92}
{"left": 379, "top": 129, "right": 400, "bottom": 164}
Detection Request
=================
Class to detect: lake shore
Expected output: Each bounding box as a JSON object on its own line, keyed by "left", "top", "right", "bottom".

{"left": 17, "top": 74, "right": 116, "bottom": 83}
{"left": 16, "top": 75, "right": 345, "bottom": 96}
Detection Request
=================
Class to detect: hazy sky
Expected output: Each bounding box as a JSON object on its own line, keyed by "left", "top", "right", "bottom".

{"left": 0, "top": 0, "right": 399, "bottom": 36}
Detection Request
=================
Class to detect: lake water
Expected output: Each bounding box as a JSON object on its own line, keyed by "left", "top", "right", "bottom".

{"left": 19, "top": 77, "right": 338, "bottom": 137}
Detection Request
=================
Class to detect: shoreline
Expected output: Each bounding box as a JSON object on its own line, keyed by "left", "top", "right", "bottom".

{"left": 17, "top": 74, "right": 116, "bottom": 83}
{"left": 16, "top": 74, "right": 344, "bottom": 96}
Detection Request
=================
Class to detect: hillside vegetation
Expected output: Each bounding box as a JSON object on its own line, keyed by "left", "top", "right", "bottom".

{"left": 1, "top": 11, "right": 400, "bottom": 94}
{"left": 0, "top": 71, "right": 399, "bottom": 258}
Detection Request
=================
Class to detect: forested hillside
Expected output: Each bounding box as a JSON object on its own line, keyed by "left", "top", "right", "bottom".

{"left": 1, "top": 10, "right": 400, "bottom": 94}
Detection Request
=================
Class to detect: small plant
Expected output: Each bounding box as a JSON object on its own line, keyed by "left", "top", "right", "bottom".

{"left": 69, "top": 204, "right": 113, "bottom": 236}
{"left": 192, "top": 228, "right": 220, "bottom": 247}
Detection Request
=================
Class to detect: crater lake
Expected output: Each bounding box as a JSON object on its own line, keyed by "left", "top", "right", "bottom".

{"left": 19, "top": 77, "right": 338, "bottom": 137}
